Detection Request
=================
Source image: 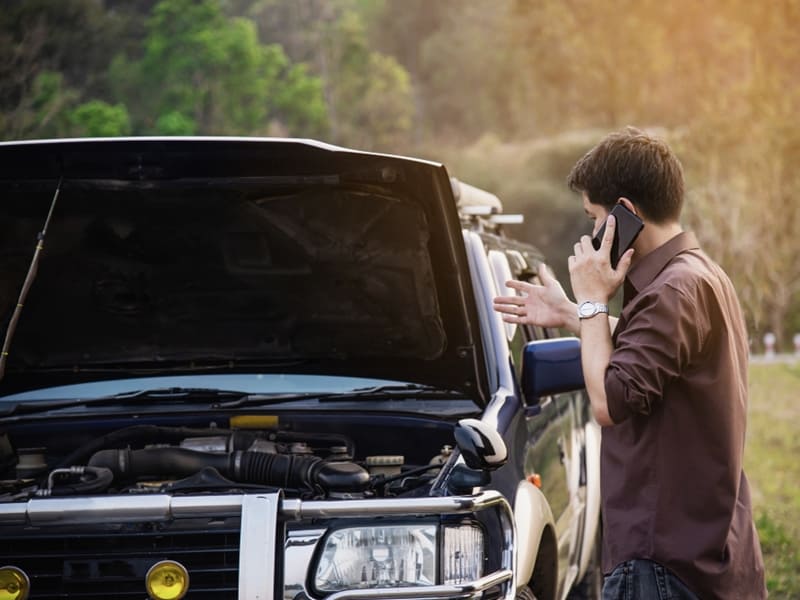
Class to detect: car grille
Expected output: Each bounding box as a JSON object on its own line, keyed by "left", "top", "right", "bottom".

{"left": 0, "top": 522, "right": 241, "bottom": 599}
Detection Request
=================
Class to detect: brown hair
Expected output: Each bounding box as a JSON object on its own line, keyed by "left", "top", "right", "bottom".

{"left": 566, "top": 127, "right": 685, "bottom": 223}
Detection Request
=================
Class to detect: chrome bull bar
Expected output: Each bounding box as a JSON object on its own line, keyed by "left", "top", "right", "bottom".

{"left": 283, "top": 490, "right": 517, "bottom": 600}
{"left": 0, "top": 490, "right": 517, "bottom": 600}
{"left": 324, "top": 570, "right": 514, "bottom": 600}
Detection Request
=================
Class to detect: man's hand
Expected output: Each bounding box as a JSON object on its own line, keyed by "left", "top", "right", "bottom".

{"left": 569, "top": 215, "right": 634, "bottom": 304}
{"left": 493, "top": 263, "right": 578, "bottom": 334}
{"left": 568, "top": 214, "right": 634, "bottom": 427}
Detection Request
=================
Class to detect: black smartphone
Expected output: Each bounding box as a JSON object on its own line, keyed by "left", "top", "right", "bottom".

{"left": 591, "top": 203, "right": 644, "bottom": 269}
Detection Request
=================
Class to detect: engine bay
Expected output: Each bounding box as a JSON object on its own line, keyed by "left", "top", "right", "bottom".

{"left": 0, "top": 413, "right": 458, "bottom": 503}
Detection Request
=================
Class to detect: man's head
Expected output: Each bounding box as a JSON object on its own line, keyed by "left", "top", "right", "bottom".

{"left": 567, "top": 127, "right": 685, "bottom": 224}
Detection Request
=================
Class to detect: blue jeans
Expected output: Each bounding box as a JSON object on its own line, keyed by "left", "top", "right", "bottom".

{"left": 602, "top": 560, "right": 700, "bottom": 600}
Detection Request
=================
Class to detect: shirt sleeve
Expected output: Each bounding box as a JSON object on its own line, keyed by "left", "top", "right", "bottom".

{"left": 605, "top": 282, "right": 709, "bottom": 423}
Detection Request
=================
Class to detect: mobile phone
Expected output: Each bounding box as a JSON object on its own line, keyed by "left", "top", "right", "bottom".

{"left": 592, "top": 203, "right": 644, "bottom": 269}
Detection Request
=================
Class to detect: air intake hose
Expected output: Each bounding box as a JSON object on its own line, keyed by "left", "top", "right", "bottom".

{"left": 88, "top": 447, "right": 368, "bottom": 491}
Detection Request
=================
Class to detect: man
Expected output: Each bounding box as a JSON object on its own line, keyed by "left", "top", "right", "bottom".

{"left": 494, "top": 128, "right": 766, "bottom": 600}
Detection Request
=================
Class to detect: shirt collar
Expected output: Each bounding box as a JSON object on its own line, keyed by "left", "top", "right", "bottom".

{"left": 626, "top": 231, "right": 700, "bottom": 295}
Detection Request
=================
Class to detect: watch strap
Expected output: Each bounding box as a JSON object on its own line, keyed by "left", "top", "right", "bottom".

{"left": 577, "top": 301, "right": 609, "bottom": 319}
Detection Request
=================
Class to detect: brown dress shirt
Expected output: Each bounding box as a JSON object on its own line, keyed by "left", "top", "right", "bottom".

{"left": 602, "top": 232, "right": 766, "bottom": 599}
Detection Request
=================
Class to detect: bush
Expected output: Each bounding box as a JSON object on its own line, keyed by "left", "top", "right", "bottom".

{"left": 69, "top": 100, "right": 131, "bottom": 137}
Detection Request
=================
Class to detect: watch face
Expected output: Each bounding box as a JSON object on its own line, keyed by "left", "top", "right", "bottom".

{"left": 579, "top": 302, "right": 595, "bottom": 317}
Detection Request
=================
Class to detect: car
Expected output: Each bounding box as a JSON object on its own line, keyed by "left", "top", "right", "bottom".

{"left": 0, "top": 137, "right": 601, "bottom": 600}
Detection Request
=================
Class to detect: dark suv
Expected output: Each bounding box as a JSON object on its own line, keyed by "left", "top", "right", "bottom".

{"left": 0, "top": 138, "right": 600, "bottom": 600}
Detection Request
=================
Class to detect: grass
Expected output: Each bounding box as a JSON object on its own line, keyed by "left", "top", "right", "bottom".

{"left": 745, "top": 360, "right": 800, "bottom": 598}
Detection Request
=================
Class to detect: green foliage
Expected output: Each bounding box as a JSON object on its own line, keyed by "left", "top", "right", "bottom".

{"left": 369, "top": 0, "right": 500, "bottom": 140}
{"left": 4, "top": 0, "right": 327, "bottom": 139}
{"left": 0, "top": 0, "right": 113, "bottom": 140}
{"left": 333, "top": 48, "right": 412, "bottom": 150}
{"left": 357, "top": 52, "right": 412, "bottom": 148}
{"left": 270, "top": 62, "right": 328, "bottom": 137}
{"left": 319, "top": 7, "right": 413, "bottom": 150}
{"left": 746, "top": 362, "right": 800, "bottom": 598}
{"left": 109, "top": 0, "right": 328, "bottom": 136}
{"left": 0, "top": 0, "right": 118, "bottom": 93}
{"left": 0, "top": 70, "right": 78, "bottom": 140}
{"left": 155, "top": 111, "right": 196, "bottom": 135}
{"left": 68, "top": 101, "right": 131, "bottom": 137}
{"left": 2, "top": 0, "right": 799, "bottom": 337}
{"left": 756, "top": 512, "right": 800, "bottom": 595}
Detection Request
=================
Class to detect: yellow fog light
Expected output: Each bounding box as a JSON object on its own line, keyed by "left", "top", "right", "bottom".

{"left": 145, "top": 560, "right": 189, "bottom": 600}
{"left": 0, "top": 566, "right": 30, "bottom": 600}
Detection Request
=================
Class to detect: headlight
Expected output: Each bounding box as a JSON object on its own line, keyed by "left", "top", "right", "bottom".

{"left": 314, "top": 525, "right": 436, "bottom": 591}
{"left": 443, "top": 523, "right": 484, "bottom": 584}
{"left": 313, "top": 523, "right": 484, "bottom": 593}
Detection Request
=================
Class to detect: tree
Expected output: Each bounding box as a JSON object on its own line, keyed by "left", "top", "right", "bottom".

{"left": 238, "top": 0, "right": 414, "bottom": 150}
{"left": 0, "top": 71, "right": 77, "bottom": 140}
{"left": 154, "top": 111, "right": 196, "bottom": 135}
{"left": 68, "top": 100, "right": 132, "bottom": 137}
{"left": 317, "top": 7, "right": 413, "bottom": 150}
{"left": 0, "top": 0, "right": 117, "bottom": 140}
{"left": 368, "top": 0, "right": 519, "bottom": 143}
{"left": 677, "top": 1, "right": 800, "bottom": 349}
{"left": 109, "top": 0, "right": 328, "bottom": 136}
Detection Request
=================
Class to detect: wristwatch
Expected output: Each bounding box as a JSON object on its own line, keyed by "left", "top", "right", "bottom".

{"left": 577, "top": 301, "right": 609, "bottom": 320}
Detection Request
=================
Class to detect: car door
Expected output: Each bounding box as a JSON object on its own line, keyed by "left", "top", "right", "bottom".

{"left": 487, "top": 249, "right": 575, "bottom": 581}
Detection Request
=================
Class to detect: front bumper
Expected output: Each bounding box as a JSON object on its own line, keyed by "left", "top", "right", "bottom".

{"left": 0, "top": 491, "right": 516, "bottom": 600}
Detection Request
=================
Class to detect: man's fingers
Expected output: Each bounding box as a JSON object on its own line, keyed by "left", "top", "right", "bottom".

{"left": 601, "top": 214, "right": 617, "bottom": 251}
{"left": 501, "top": 313, "right": 523, "bottom": 324}
{"left": 494, "top": 302, "right": 524, "bottom": 318}
{"left": 616, "top": 248, "right": 635, "bottom": 274}
{"left": 505, "top": 279, "right": 531, "bottom": 294}
{"left": 494, "top": 297, "right": 525, "bottom": 313}
{"left": 538, "top": 263, "right": 556, "bottom": 285}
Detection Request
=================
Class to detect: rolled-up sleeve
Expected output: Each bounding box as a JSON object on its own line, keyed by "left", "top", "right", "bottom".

{"left": 605, "top": 283, "right": 708, "bottom": 423}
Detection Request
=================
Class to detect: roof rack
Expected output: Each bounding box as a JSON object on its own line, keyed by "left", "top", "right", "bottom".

{"left": 451, "top": 177, "right": 523, "bottom": 231}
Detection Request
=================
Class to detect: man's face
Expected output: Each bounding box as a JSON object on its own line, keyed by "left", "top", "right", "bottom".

{"left": 582, "top": 192, "right": 610, "bottom": 238}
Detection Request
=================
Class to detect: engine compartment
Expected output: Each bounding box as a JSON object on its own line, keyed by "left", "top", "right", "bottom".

{"left": 0, "top": 413, "right": 458, "bottom": 503}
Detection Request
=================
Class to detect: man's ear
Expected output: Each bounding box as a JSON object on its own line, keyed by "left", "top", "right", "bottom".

{"left": 617, "top": 197, "right": 638, "bottom": 217}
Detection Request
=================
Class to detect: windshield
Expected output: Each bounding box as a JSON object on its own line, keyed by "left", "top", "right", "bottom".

{"left": 0, "top": 374, "right": 408, "bottom": 402}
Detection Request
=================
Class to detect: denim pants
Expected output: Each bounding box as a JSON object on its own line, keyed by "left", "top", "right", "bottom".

{"left": 602, "top": 559, "right": 700, "bottom": 600}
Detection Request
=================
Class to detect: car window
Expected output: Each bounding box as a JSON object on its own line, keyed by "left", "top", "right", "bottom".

{"left": 518, "top": 274, "right": 549, "bottom": 342}
{"left": 0, "top": 374, "right": 410, "bottom": 402}
{"left": 505, "top": 250, "right": 547, "bottom": 343}
{"left": 488, "top": 250, "right": 517, "bottom": 343}
{"left": 488, "top": 249, "right": 529, "bottom": 379}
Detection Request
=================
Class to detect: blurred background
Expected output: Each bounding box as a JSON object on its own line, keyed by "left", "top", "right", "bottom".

{"left": 1, "top": 0, "right": 798, "bottom": 594}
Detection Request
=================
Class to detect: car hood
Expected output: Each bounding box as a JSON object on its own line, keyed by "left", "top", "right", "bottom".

{"left": 0, "top": 137, "right": 487, "bottom": 403}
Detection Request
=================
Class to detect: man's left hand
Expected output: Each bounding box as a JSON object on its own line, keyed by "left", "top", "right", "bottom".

{"left": 569, "top": 215, "right": 634, "bottom": 304}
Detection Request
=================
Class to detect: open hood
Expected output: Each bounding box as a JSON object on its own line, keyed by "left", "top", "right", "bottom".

{"left": 0, "top": 138, "right": 487, "bottom": 402}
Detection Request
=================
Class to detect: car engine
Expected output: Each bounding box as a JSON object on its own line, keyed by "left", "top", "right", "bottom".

{"left": 0, "top": 424, "right": 454, "bottom": 503}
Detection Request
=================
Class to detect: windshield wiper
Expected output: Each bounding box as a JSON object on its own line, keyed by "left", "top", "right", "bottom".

{"left": 214, "top": 383, "right": 465, "bottom": 409}
{"left": 347, "top": 383, "right": 465, "bottom": 398}
{"left": 0, "top": 384, "right": 467, "bottom": 418}
{"left": 0, "top": 387, "right": 250, "bottom": 417}
{"left": 96, "top": 386, "right": 249, "bottom": 402}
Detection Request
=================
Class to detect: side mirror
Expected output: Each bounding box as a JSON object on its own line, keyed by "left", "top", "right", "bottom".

{"left": 453, "top": 418, "right": 508, "bottom": 471}
{"left": 522, "top": 337, "right": 584, "bottom": 405}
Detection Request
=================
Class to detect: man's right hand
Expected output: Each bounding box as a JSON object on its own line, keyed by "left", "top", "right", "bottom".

{"left": 492, "top": 263, "right": 579, "bottom": 335}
